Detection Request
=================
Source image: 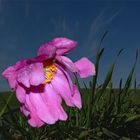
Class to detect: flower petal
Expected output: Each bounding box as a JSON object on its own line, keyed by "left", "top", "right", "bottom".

{"left": 2, "top": 66, "right": 17, "bottom": 89}
{"left": 2, "top": 60, "right": 28, "bottom": 89}
{"left": 42, "top": 84, "right": 67, "bottom": 121}
{"left": 28, "top": 113, "right": 44, "bottom": 128}
{"left": 58, "top": 105, "right": 68, "bottom": 121}
{"left": 72, "top": 85, "right": 82, "bottom": 109}
{"left": 37, "top": 43, "right": 56, "bottom": 58}
{"left": 16, "top": 85, "right": 26, "bottom": 103}
{"left": 2, "top": 66, "right": 15, "bottom": 78}
{"left": 14, "top": 60, "right": 27, "bottom": 69}
{"left": 17, "top": 62, "right": 45, "bottom": 88}
{"left": 51, "top": 67, "right": 74, "bottom": 107}
{"left": 75, "top": 57, "right": 96, "bottom": 78}
{"left": 56, "top": 56, "right": 78, "bottom": 72}
{"left": 29, "top": 91, "right": 57, "bottom": 124}
{"left": 17, "top": 67, "right": 30, "bottom": 88}
{"left": 51, "top": 67, "right": 82, "bottom": 110}
{"left": 20, "top": 104, "right": 30, "bottom": 117}
{"left": 50, "top": 37, "right": 77, "bottom": 55}
{"left": 25, "top": 95, "right": 44, "bottom": 127}
{"left": 29, "top": 63, "right": 45, "bottom": 86}
{"left": 8, "top": 76, "right": 17, "bottom": 90}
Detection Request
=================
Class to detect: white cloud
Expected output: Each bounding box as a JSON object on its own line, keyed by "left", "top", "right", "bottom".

{"left": 86, "top": 9, "right": 120, "bottom": 48}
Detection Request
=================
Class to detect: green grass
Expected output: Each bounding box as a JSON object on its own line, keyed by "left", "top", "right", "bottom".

{"left": 0, "top": 92, "right": 18, "bottom": 110}
{"left": 0, "top": 89, "right": 140, "bottom": 110}
{"left": 0, "top": 88, "right": 140, "bottom": 140}
{"left": 131, "top": 89, "right": 140, "bottom": 105}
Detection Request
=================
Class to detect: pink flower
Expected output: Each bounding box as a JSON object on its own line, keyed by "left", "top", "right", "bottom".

{"left": 2, "top": 37, "right": 95, "bottom": 127}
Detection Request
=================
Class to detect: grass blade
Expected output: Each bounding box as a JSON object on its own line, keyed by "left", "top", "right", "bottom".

{"left": 0, "top": 93, "right": 13, "bottom": 117}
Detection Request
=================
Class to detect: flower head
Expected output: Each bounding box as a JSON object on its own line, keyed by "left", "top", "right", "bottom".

{"left": 2, "top": 37, "right": 95, "bottom": 127}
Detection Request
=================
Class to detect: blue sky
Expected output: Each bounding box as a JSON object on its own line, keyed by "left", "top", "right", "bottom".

{"left": 0, "top": 0, "right": 140, "bottom": 91}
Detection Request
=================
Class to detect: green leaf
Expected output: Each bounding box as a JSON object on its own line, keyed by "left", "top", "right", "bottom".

{"left": 117, "top": 48, "right": 124, "bottom": 56}
{"left": 0, "top": 93, "right": 13, "bottom": 117}
{"left": 79, "top": 130, "right": 89, "bottom": 139}
{"left": 102, "top": 127, "right": 120, "bottom": 139}
{"left": 121, "top": 137, "right": 131, "bottom": 140}
{"left": 95, "top": 62, "right": 115, "bottom": 102}
{"left": 125, "top": 114, "right": 140, "bottom": 123}
{"left": 92, "top": 48, "right": 104, "bottom": 96}
{"left": 86, "top": 46, "right": 105, "bottom": 127}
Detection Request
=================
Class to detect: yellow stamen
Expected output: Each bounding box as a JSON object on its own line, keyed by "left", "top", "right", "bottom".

{"left": 42, "top": 60, "right": 57, "bottom": 84}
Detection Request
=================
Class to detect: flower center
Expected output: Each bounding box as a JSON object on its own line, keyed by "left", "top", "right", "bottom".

{"left": 42, "top": 60, "right": 57, "bottom": 84}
